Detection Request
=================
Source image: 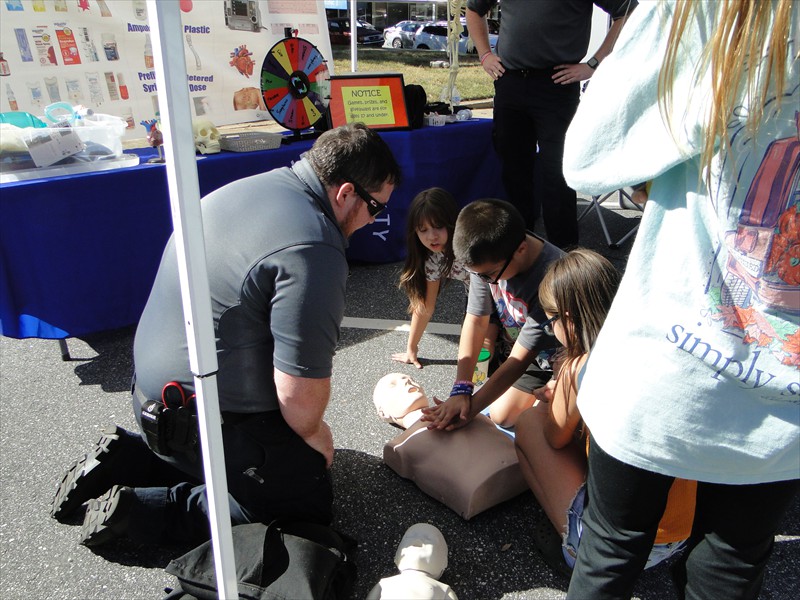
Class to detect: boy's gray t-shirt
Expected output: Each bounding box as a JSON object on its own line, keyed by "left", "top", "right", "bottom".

{"left": 466, "top": 236, "right": 563, "bottom": 367}
{"left": 133, "top": 158, "right": 348, "bottom": 414}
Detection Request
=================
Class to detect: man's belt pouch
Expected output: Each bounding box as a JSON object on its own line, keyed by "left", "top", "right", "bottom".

{"left": 140, "top": 400, "right": 173, "bottom": 455}
{"left": 140, "top": 384, "right": 198, "bottom": 458}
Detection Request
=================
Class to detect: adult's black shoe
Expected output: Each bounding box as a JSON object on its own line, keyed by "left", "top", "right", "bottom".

{"left": 79, "top": 485, "right": 133, "bottom": 547}
{"left": 50, "top": 425, "right": 123, "bottom": 520}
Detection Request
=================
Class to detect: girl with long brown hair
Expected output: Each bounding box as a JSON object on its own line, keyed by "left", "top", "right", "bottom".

{"left": 392, "top": 187, "right": 497, "bottom": 369}
{"left": 515, "top": 249, "right": 696, "bottom": 577}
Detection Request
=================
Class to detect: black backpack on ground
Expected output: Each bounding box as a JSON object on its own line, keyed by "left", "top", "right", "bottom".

{"left": 163, "top": 520, "right": 357, "bottom": 600}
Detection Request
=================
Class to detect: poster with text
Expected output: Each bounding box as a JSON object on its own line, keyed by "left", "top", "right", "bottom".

{"left": 0, "top": 0, "right": 334, "bottom": 138}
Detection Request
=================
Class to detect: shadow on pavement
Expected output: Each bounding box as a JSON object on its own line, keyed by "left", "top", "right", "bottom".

{"left": 69, "top": 325, "right": 136, "bottom": 393}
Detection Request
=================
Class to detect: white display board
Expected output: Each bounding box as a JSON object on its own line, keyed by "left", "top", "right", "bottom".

{"left": 0, "top": 0, "right": 334, "bottom": 138}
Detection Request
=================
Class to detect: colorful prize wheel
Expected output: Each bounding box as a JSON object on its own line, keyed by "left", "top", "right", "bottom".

{"left": 260, "top": 36, "right": 330, "bottom": 131}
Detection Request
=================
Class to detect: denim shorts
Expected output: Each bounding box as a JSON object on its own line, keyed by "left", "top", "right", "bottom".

{"left": 562, "top": 484, "right": 687, "bottom": 570}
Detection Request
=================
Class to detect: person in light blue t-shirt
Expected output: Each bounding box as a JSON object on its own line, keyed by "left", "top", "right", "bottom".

{"left": 562, "top": 1, "right": 799, "bottom": 598}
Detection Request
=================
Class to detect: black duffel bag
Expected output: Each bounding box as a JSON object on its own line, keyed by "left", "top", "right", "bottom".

{"left": 163, "top": 520, "right": 357, "bottom": 600}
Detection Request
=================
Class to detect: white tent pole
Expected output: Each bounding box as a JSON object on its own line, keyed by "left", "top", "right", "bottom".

{"left": 350, "top": 0, "right": 358, "bottom": 71}
{"left": 146, "top": 2, "right": 238, "bottom": 598}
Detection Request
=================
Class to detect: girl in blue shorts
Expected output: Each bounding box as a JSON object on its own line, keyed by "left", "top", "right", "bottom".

{"left": 515, "top": 249, "right": 696, "bottom": 575}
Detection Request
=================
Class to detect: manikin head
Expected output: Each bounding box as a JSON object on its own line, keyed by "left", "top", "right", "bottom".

{"left": 373, "top": 373, "right": 430, "bottom": 425}
{"left": 394, "top": 523, "right": 448, "bottom": 579}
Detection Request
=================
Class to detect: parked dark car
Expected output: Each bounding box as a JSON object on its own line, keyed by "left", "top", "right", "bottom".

{"left": 327, "top": 18, "right": 384, "bottom": 46}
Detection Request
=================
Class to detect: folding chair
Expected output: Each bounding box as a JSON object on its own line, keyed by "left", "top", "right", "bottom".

{"left": 578, "top": 188, "right": 645, "bottom": 249}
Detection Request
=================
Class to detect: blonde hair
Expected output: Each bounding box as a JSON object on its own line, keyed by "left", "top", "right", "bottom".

{"left": 659, "top": 0, "right": 796, "bottom": 180}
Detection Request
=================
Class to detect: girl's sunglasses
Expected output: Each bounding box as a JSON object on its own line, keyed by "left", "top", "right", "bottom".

{"left": 536, "top": 314, "right": 559, "bottom": 336}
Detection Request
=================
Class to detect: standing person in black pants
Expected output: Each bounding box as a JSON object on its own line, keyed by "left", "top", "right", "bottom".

{"left": 466, "top": 0, "right": 637, "bottom": 249}
{"left": 562, "top": 1, "right": 800, "bottom": 597}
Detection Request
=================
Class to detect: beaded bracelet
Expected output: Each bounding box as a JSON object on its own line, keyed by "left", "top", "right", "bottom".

{"left": 479, "top": 51, "right": 492, "bottom": 65}
{"left": 450, "top": 380, "right": 475, "bottom": 398}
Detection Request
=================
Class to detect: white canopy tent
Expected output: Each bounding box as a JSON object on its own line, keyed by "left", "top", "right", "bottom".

{"left": 350, "top": 0, "right": 358, "bottom": 71}
{"left": 146, "top": 1, "right": 238, "bottom": 597}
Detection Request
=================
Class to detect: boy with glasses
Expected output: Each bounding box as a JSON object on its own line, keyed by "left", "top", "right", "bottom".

{"left": 422, "top": 199, "right": 564, "bottom": 432}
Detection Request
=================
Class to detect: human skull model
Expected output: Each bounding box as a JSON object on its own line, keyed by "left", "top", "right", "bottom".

{"left": 192, "top": 119, "right": 220, "bottom": 154}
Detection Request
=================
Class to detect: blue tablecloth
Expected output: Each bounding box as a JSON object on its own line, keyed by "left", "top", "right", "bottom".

{"left": 1, "top": 119, "right": 504, "bottom": 339}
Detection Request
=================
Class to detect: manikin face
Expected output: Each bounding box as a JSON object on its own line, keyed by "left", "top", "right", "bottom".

{"left": 416, "top": 219, "right": 448, "bottom": 254}
{"left": 395, "top": 523, "right": 448, "bottom": 579}
{"left": 373, "top": 373, "right": 429, "bottom": 421}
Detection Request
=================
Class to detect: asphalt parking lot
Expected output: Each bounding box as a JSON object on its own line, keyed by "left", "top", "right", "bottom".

{"left": 1, "top": 196, "right": 797, "bottom": 599}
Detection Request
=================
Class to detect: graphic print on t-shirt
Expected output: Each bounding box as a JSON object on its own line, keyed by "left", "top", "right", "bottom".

{"left": 708, "top": 93, "right": 799, "bottom": 371}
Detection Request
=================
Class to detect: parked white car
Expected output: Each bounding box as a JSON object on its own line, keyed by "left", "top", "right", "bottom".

{"left": 413, "top": 22, "right": 499, "bottom": 54}
{"left": 382, "top": 20, "right": 424, "bottom": 49}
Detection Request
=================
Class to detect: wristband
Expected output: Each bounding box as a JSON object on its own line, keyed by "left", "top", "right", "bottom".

{"left": 450, "top": 380, "right": 475, "bottom": 398}
{"left": 449, "top": 386, "right": 473, "bottom": 398}
{"left": 479, "top": 51, "right": 492, "bottom": 65}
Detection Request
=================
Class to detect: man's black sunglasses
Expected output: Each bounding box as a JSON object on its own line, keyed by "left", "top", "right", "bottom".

{"left": 351, "top": 181, "right": 387, "bottom": 217}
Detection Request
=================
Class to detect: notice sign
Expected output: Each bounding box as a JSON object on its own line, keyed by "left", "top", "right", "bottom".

{"left": 343, "top": 85, "right": 393, "bottom": 125}
{"left": 328, "top": 73, "right": 410, "bottom": 131}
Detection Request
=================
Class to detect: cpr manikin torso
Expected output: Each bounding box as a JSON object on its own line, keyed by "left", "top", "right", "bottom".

{"left": 373, "top": 373, "right": 528, "bottom": 520}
